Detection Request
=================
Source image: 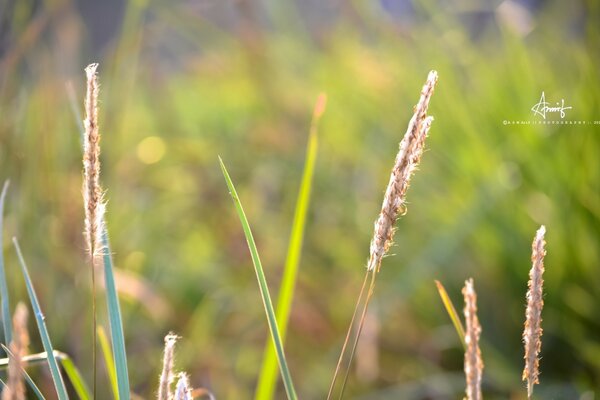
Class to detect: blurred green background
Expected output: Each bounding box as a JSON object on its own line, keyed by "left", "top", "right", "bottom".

{"left": 1, "top": 0, "right": 599, "bottom": 398}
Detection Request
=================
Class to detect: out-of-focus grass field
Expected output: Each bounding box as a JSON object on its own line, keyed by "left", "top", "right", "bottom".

{"left": 1, "top": 0, "right": 599, "bottom": 398}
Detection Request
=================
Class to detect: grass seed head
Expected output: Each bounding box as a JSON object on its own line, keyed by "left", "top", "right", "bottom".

{"left": 367, "top": 71, "right": 437, "bottom": 272}
{"left": 523, "top": 225, "right": 546, "bottom": 398}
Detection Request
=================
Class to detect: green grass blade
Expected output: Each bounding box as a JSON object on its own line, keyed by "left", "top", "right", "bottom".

{"left": 0, "top": 344, "right": 46, "bottom": 400}
{"left": 60, "top": 356, "right": 92, "bottom": 400}
{"left": 0, "top": 180, "right": 13, "bottom": 347}
{"left": 219, "top": 157, "right": 298, "bottom": 400}
{"left": 100, "top": 229, "right": 130, "bottom": 400}
{"left": 12, "top": 238, "right": 69, "bottom": 400}
{"left": 98, "top": 325, "right": 118, "bottom": 399}
{"left": 255, "top": 93, "right": 325, "bottom": 400}
{"left": 435, "top": 280, "right": 466, "bottom": 349}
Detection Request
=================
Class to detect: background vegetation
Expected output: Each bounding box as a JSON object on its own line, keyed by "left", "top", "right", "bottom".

{"left": 0, "top": 0, "right": 599, "bottom": 398}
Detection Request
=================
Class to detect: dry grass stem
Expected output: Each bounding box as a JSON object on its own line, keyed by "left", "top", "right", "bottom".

{"left": 367, "top": 70, "right": 438, "bottom": 272}
{"left": 83, "top": 62, "right": 105, "bottom": 261}
{"left": 158, "top": 333, "right": 179, "bottom": 400}
{"left": 3, "top": 302, "right": 29, "bottom": 400}
{"left": 174, "top": 373, "right": 192, "bottom": 400}
{"left": 522, "top": 225, "right": 546, "bottom": 398}
{"left": 463, "top": 278, "right": 483, "bottom": 400}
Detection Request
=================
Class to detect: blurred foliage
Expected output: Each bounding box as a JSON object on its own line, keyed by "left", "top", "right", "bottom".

{"left": 0, "top": 0, "right": 599, "bottom": 398}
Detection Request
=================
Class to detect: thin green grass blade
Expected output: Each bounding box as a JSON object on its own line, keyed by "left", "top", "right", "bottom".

{"left": 98, "top": 325, "right": 118, "bottom": 399}
{"left": 255, "top": 93, "right": 326, "bottom": 400}
{"left": 65, "top": 81, "right": 85, "bottom": 143}
{"left": 0, "top": 344, "right": 46, "bottom": 400}
{"left": 435, "top": 280, "right": 466, "bottom": 349}
{"left": 219, "top": 157, "right": 298, "bottom": 400}
{"left": 0, "top": 180, "right": 13, "bottom": 347}
{"left": 100, "top": 229, "right": 130, "bottom": 400}
{"left": 60, "top": 356, "right": 92, "bottom": 400}
{"left": 12, "top": 238, "right": 69, "bottom": 400}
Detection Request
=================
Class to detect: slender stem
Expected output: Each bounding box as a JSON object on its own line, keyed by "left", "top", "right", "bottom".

{"left": 326, "top": 271, "right": 370, "bottom": 400}
{"left": 338, "top": 270, "right": 377, "bottom": 400}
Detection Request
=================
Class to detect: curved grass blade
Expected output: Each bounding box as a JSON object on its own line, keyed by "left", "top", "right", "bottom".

{"left": 1, "top": 344, "right": 46, "bottom": 400}
{"left": 100, "top": 229, "right": 130, "bottom": 400}
{"left": 255, "top": 93, "right": 326, "bottom": 400}
{"left": 435, "top": 280, "right": 466, "bottom": 349}
{"left": 98, "top": 325, "right": 118, "bottom": 399}
{"left": 219, "top": 157, "right": 298, "bottom": 400}
{"left": 0, "top": 180, "right": 13, "bottom": 347}
{"left": 12, "top": 238, "right": 69, "bottom": 400}
{"left": 60, "top": 356, "right": 92, "bottom": 400}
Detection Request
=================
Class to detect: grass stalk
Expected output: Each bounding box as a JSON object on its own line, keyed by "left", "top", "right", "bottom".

{"left": 328, "top": 71, "right": 438, "bottom": 399}
{"left": 255, "top": 93, "right": 326, "bottom": 400}
{"left": 219, "top": 157, "right": 298, "bottom": 400}
{"left": 82, "top": 63, "right": 103, "bottom": 399}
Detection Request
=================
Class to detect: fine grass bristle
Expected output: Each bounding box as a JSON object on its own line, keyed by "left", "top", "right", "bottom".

{"left": 522, "top": 225, "right": 546, "bottom": 398}
{"left": 158, "top": 333, "right": 178, "bottom": 400}
{"left": 463, "top": 278, "right": 483, "bottom": 400}
{"left": 3, "top": 302, "right": 29, "bottom": 400}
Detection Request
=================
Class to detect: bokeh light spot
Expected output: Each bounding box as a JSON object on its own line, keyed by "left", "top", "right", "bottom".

{"left": 137, "top": 136, "right": 166, "bottom": 164}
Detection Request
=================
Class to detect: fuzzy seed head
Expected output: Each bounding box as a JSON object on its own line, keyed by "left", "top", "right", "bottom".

{"left": 366, "top": 70, "right": 438, "bottom": 272}
{"left": 158, "top": 333, "right": 179, "bottom": 400}
{"left": 83, "top": 63, "right": 105, "bottom": 261}
{"left": 463, "top": 278, "right": 483, "bottom": 400}
{"left": 522, "top": 225, "right": 546, "bottom": 398}
{"left": 3, "top": 302, "right": 29, "bottom": 400}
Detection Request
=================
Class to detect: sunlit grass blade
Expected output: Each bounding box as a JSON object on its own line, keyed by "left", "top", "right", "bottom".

{"left": 60, "top": 356, "right": 92, "bottom": 400}
{"left": 435, "top": 280, "right": 466, "bottom": 349}
{"left": 255, "top": 93, "right": 326, "bottom": 400}
{"left": 0, "top": 180, "right": 13, "bottom": 348}
{"left": 98, "top": 325, "right": 118, "bottom": 399}
{"left": 219, "top": 157, "right": 298, "bottom": 400}
{"left": 12, "top": 238, "right": 69, "bottom": 400}
{"left": 0, "top": 344, "right": 46, "bottom": 400}
{"left": 100, "top": 229, "right": 130, "bottom": 400}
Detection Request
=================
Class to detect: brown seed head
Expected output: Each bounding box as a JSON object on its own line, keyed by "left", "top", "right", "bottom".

{"left": 3, "top": 302, "right": 29, "bottom": 400}
{"left": 367, "top": 71, "right": 438, "bottom": 272}
{"left": 158, "top": 333, "right": 179, "bottom": 400}
{"left": 83, "top": 63, "right": 105, "bottom": 261}
{"left": 522, "top": 225, "right": 546, "bottom": 398}
{"left": 463, "top": 278, "right": 483, "bottom": 400}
